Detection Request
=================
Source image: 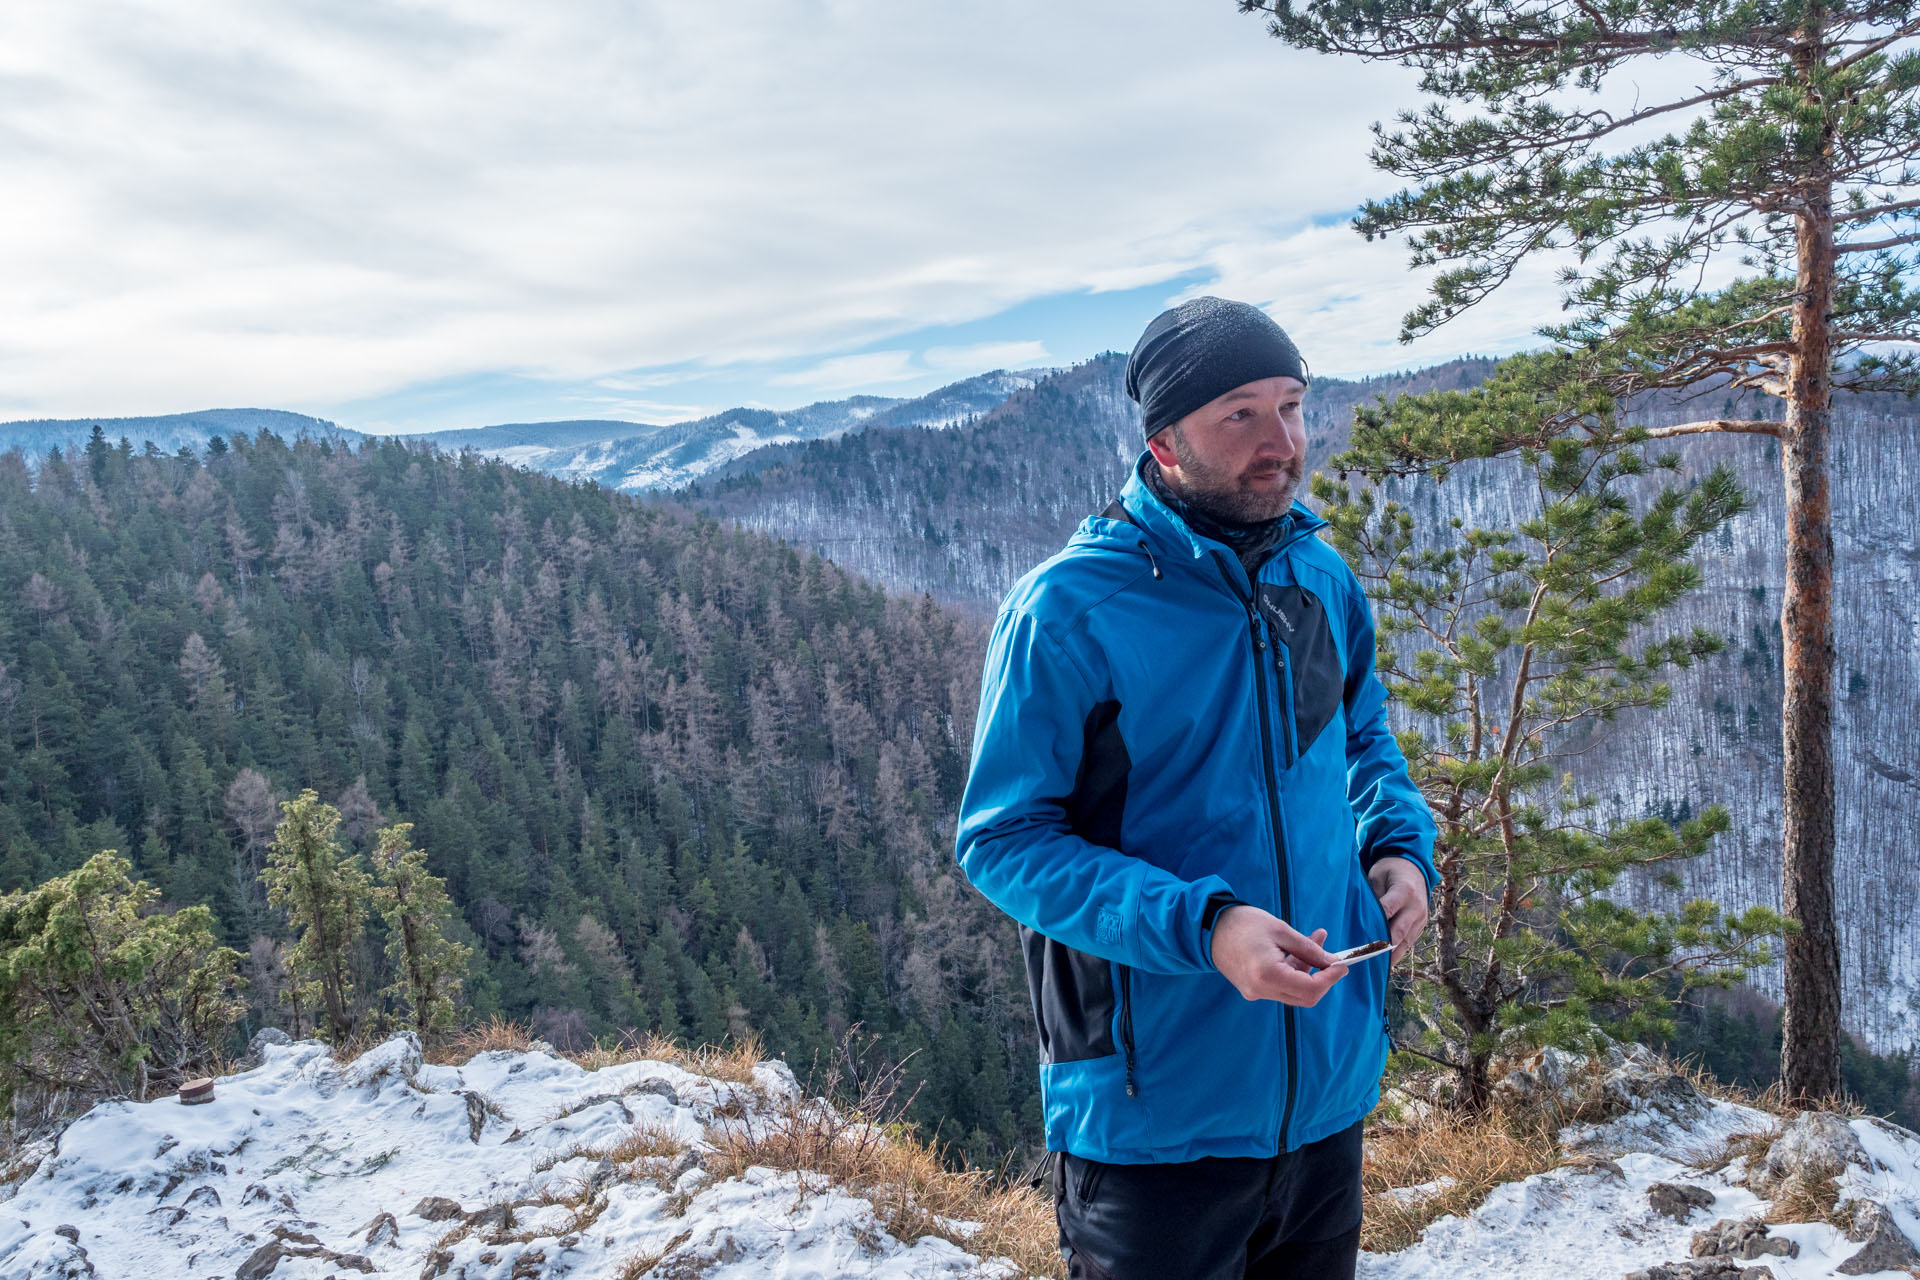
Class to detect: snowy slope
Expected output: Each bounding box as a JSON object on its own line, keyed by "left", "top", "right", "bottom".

{"left": 0, "top": 409, "right": 360, "bottom": 457}
{"left": 5, "top": 1035, "right": 1918, "bottom": 1280}
{"left": 0, "top": 1034, "right": 1019, "bottom": 1280}
{"left": 399, "top": 370, "right": 1041, "bottom": 494}
{"left": 1367, "top": 1048, "right": 1920, "bottom": 1280}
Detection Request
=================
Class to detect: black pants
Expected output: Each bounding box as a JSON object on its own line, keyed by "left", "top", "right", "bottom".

{"left": 1052, "top": 1119, "right": 1364, "bottom": 1280}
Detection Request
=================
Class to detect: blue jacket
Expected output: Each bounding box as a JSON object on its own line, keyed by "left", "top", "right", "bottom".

{"left": 955, "top": 455, "right": 1438, "bottom": 1163}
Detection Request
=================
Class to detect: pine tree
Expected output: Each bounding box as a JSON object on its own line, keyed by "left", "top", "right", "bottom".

{"left": 1314, "top": 356, "right": 1788, "bottom": 1108}
{"left": 1241, "top": 0, "right": 1920, "bottom": 1103}
{"left": 370, "top": 822, "right": 470, "bottom": 1044}
{"left": 0, "top": 851, "right": 243, "bottom": 1112}
{"left": 261, "top": 790, "right": 370, "bottom": 1044}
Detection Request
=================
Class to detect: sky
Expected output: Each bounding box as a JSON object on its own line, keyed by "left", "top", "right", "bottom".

{"left": 0, "top": 0, "right": 1576, "bottom": 433}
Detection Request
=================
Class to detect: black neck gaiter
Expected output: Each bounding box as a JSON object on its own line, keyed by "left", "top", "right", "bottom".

{"left": 1143, "top": 458, "right": 1295, "bottom": 577}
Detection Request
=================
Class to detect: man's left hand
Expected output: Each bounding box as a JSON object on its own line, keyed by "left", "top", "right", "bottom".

{"left": 1366, "top": 856, "right": 1430, "bottom": 965}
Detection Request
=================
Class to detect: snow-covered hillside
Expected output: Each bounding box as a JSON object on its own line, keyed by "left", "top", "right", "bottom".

{"left": 0, "top": 409, "right": 359, "bottom": 457}
{"left": 404, "top": 370, "right": 1042, "bottom": 494}
{"left": 0, "top": 1033, "right": 1021, "bottom": 1280}
{"left": 4, "top": 1034, "right": 1918, "bottom": 1280}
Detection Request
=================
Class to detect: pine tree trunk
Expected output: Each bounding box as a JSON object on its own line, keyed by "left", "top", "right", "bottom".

{"left": 1779, "top": 174, "right": 1843, "bottom": 1105}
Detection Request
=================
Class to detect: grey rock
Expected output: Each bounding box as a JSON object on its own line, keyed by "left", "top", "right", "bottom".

{"left": 330, "top": 1253, "right": 376, "bottom": 1273}
{"left": 1751, "top": 1113, "right": 1866, "bottom": 1195}
{"left": 1837, "top": 1199, "right": 1920, "bottom": 1276}
{"left": 1602, "top": 1069, "right": 1707, "bottom": 1126}
{"left": 54, "top": 1225, "right": 79, "bottom": 1242}
{"left": 1535, "top": 1046, "right": 1584, "bottom": 1093}
{"left": 462, "top": 1198, "right": 542, "bottom": 1231}
{"left": 1648, "top": 1182, "right": 1717, "bottom": 1222}
{"left": 359, "top": 1210, "right": 399, "bottom": 1248}
{"left": 247, "top": 1027, "right": 292, "bottom": 1061}
{"left": 465, "top": 1202, "right": 510, "bottom": 1231}
{"left": 633, "top": 1078, "right": 680, "bottom": 1106}
{"left": 571, "top": 1092, "right": 635, "bottom": 1124}
{"left": 1624, "top": 1262, "right": 1776, "bottom": 1280}
{"left": 1691, "top": 1217, "right": 1798, "bottom": 1262}
{"left": 410, "top": 1195, "right": 464, "bottom": 1222}
{"left": 235, "top": 1241, "right": 290, "bottom": 1280}
{"left": 460, "top": 1090, "right": 488, "bottom": 1143}
{"left": 588, "top": 1157, "right": 618, "bottom": 1192}
{"left": 182, "top": 1184, "right": 221, "bottom": 1208}
{"left": 669, "top": 1147, "right": 705, "bottom": 1180}
{"left": 26, "top": 1239, "right": 96, "bottom": 1280}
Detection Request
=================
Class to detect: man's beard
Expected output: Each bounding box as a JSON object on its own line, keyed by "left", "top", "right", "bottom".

{"left": 1162, "top": 431, "right": 1303, "bottom": 525}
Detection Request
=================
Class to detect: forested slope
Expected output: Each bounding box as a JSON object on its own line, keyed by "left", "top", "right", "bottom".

{"left": 0, "top": 430, "right": 1030, "bottom": 1163}
{"left": 684, "top": 353, "right": 1495, "bottom": 614}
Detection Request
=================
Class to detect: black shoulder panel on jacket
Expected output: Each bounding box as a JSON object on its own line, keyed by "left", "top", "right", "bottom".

{"left": 1258, "top": 584, "right": 1343, "bottom": 758}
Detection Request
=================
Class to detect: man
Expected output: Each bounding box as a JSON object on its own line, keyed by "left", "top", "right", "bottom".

{"left": 954, "top": 297, "right": 1438, "bottom": 1280}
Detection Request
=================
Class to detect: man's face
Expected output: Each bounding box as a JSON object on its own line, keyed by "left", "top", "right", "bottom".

{"left": 1146, "top": 375, "right": 1307, "bottom": 523}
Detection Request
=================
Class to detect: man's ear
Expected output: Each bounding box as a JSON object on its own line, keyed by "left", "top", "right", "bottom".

{"left": 1145, "top": 426, "right": 1182, "bottom": 470}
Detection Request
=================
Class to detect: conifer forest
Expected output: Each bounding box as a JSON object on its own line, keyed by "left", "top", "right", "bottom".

{"left": 0, "top": 430, "right": 1031, "bottom": 1165}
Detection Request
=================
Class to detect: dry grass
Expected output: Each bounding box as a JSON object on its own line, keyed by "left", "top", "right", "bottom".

{"left": 422, "top": 1019, "right": 764, "bottom": 1089}
{"left": 531, "top": 1123, "right": 689, "bottom": 1176}
{"left": 1688, "top": 1128, "right": 1777, "bottom": 1178}
{"left": 1360, "top": 1105, "right": 1564, "bottom": 1253}
{"left": 613, "top": 1229, "right": 695, "bottom": 1280}
{"left": 637, "top": 1033, "right": 765, "bottom": 1087}
{"left": 426, "top": 1015, "right": 537, "bottom": 1065}
{"left": 1765, "top": 1171, "right": 1849, "bottom": 1229}
{"left": 566, "top": 1028, "right": 687, "bottom": 1073}
{"left": 709, "top": 1115, "right": 1060, "bottom": 1279}
{"left": 704, "top": 1047, "right": 1061, "bottom": 1279}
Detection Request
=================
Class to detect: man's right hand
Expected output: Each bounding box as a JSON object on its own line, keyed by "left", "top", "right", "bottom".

{"left": 1209, "top": 905, "right": 1348, "bottom": 1006}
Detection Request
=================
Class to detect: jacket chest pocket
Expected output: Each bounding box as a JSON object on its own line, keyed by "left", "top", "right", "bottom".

{"left": 1257, "top": 583, "right": 1343, "bottom": 764}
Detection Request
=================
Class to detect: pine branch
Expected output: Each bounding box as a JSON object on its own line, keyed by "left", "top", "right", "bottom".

{"left": 1833, "top": 195, "right": 1920, "bottom": 224}
{"left": 1836, "top": 231, "right": 1920, "bottom": 253}
{"left": 1639, "top": 418, "right": 1783, "bottom": 438}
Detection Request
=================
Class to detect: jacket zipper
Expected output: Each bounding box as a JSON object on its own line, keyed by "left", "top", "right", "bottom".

{"left": 1214, "top": 554, "right": 1299, "bottom": 1152}
{"left": 1119, "top": 965, "right": 1138, "bottom": 1097}
{"left": 1277, "top": 644, "right": 1298, "bottom": 768}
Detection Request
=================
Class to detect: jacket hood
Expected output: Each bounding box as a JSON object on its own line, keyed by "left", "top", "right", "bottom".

{"left": 1074, "top": 450, "right": 1327, "bottom": 569}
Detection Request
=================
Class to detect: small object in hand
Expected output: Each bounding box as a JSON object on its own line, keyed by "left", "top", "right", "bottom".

{"left": 178, "top": 1078, "right": 216, "bottom": 1105}
{"left": 1325, "top": 940, "right": 1391, "bottom": 966}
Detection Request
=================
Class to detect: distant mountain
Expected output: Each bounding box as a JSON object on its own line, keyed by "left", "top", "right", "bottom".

{"left": 682, "top": 353, "right": 1496, "bottom": 611}
{"left": 401, "top": 369, "right": 1042, "bottom": 493}
{"left": 0, "top": 408, "right": 359, "bottom": 458}
{"left": 402, "top": 419, "right": 663, "bottom": 452}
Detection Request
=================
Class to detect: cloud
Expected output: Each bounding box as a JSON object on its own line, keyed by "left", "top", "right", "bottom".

{"left": 0, "top": 0, "right": 1429, "bottom": 420}
{"left": 768, "top": 351, "right": 920, "bottom": 392}
{"left": 1184, "top": 223, "right": 1574, "bottom": 377}
{"left": 922, "top": 340, "right": 1051, "bottom": 372}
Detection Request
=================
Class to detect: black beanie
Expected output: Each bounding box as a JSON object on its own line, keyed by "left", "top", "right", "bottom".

{"left": 1124, "top": 297, "right": 1309, "bottom": 440}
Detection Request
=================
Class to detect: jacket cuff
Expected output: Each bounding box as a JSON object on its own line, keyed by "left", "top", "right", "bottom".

{"left": 1199, "top": 891, "right": 1247, "bottom": 973}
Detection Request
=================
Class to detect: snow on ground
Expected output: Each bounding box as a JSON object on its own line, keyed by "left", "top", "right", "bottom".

{"left": 1363, "top": 1052, "right": 1920, "bottom": 1280}
{"left": 0, "top": 1034, "right": 1020, "bottom": 1280}
{"left": 5, "top": 1033, "right": 1917, "bottom": 1280}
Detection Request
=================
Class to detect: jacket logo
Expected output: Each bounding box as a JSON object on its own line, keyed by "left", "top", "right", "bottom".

{"left": 1096, "top": 908, "right": 1124, "bottom": 946}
